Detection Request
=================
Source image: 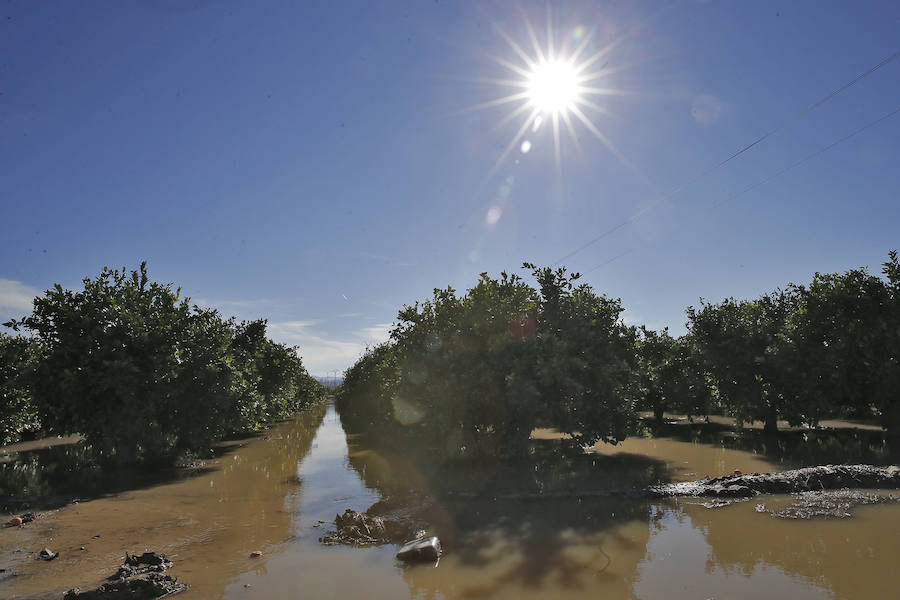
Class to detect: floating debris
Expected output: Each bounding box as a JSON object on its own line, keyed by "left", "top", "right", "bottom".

{"left": 396, "top": 535, "right": 441, "bottom": 563}
{"left": 320, "top": 509, "right": 422, "bottom": 547}
{"left": 38, "top": 548, "right": 58, "bottom": 561}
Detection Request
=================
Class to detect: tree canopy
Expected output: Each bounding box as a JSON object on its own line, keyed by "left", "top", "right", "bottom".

{"left": 4, "top": 262, "right": 324, "bottom": 462}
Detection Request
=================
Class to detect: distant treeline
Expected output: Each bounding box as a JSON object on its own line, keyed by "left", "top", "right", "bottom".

{"left": 1, "top": 262, "right": 325, "bottom": 463}
{"left": 336, "top": 252, "right": 900, "bottom": 459}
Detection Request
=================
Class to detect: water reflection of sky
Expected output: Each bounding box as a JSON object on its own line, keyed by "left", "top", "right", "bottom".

{"left": 293, "top": 407, "right": 381, "bottom": 528}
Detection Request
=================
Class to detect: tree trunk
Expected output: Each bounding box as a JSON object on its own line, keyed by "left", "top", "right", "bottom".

{"left": 653, "top": 404, "right": 665, "bottom": 427}
{"left": 763, "top": 405, "right": 778, "bottom": 435}
{"left": 883, "top": 400, "right": 900, "bottom": 448}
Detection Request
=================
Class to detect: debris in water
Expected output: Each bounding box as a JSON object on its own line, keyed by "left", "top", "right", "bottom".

{"left": 320, "top": 509, "right": 416, "bottom": 547}
{"left": 38, "top": 548, "right": 58, "bottom": 561}
{"left": 396, "top": 536, "right": 442, "bottom": 563}
{"left": 249, "top": 551, "right": 262, "bottom": 558}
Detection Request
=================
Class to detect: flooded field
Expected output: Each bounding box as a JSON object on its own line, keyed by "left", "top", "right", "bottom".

{"left": 2, "top": 404, "right": 899, "bottom": 599}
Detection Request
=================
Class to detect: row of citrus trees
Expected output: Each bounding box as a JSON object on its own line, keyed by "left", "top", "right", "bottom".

{"left": 0, "top": 262, "right": 325, "bottom": 463}
{"left": 336, "top": 252, "right": 900, "bottom": 458}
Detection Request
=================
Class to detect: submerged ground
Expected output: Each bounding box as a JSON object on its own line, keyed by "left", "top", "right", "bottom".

{"left": 2, "top": 405, "right": 899, "bottom": 599}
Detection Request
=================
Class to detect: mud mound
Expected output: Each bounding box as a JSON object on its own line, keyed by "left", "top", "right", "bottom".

{"left": 64, "top": 551, "right": 187, "bottom": 599}
{"left": 755, "top": 489, "right": 900, "bottom": 519}
{"left": 648, "top": 465, "right": 900, "bottom": 498}
{"left": 319, "top": 509, "right": 416, "bottom": 546}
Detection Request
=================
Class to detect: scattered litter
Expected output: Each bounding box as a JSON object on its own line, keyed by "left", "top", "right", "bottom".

{"left": 38, "top": 548, "right": 58, "bottom": 561}
{"left": 396, "top": 535, "right": 442, "bottom": 563}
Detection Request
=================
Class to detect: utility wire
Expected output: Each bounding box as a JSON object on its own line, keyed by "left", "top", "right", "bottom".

{"left": 581, "top": 104, "right": 900, "bottom": 275}
{"left": 552, "top": 49, "right": 900, "bottom": 267}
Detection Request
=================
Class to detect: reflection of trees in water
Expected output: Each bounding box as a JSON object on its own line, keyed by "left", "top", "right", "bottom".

{"left": 0, "top": 439, "right": 221, "bottom": 510}
{"left": 0, "top": 404, "right": 328, "bottom": 599}
{"left": 344, "top": 434, "right": 668, "bottom": 598}
{"left": 188, "top": 403, "right": 328, "bottom": 587}
{"left": 682, "top": 501, "right": 900, "bottom": 599}
{"left": 1, "top": 406, "right": 331, "bottom": 512}
{"left": 652, "top": 420, "right": 896, "bottom": 467}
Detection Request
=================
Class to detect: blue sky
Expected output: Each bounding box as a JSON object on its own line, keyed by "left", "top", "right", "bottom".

{"left": 2, "top": 1, "right": 899, "bottom": 375}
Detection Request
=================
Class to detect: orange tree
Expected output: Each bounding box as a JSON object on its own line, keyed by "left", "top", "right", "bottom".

{"left": 6, "top": 263, "right": 321, "bottom": 463}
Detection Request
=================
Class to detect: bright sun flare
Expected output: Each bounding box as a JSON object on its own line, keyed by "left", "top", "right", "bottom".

{"left": 464, "top": 15, "right": 636, "bottom": 177}
{"left": 527, "top": 59, "right": 580, "bottom": 114}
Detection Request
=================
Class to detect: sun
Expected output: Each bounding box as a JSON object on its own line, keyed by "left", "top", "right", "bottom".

{"left": 527, "top": 59, "right": 581, "bottom": 115}
{"left": 462, "top": 15, "right": 637, "bottom": 177}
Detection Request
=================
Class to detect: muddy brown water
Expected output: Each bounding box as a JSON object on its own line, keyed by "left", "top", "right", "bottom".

{"left": 2, "top": 405, "right": 899, "bottom": 599}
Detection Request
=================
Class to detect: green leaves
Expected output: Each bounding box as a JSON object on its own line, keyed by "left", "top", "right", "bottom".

{"left": 337, "top": 264, "right": 636, "bottom": 458}
{"left": 6, "top": 263, "right": 324, "bottom": 464}
{"left": 0, "top": 332, "right": 40, "bottom": 445}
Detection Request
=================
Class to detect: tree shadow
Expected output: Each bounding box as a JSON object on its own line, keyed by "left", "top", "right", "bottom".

{"left": 648, "top": 418, "right": 898, "bottom": 467}
{"left": 342, "top": 434, "right": 668, "bottom": 598}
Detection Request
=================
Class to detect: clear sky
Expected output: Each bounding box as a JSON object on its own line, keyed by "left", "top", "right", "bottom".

{"left": 2, "top": 1, "right": 899, "bottom": 376}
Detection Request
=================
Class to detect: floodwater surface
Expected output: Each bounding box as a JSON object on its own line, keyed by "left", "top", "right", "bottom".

{"left": 2, "top": 405, "right": 899, "bottom": 599}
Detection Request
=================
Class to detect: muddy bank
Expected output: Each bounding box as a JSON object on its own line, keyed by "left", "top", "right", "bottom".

{"left": 648, "top": 464, "right": 900, "bottom": 498}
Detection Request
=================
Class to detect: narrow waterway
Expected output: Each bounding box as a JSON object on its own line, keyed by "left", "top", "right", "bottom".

{"left": 2, "top": 404, "right": 899, "bottom": 599}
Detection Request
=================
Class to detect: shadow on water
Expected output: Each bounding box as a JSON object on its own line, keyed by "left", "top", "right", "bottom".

{"left": 330, "top": 415, "right": 900, "bottom": 599}
{"left": 647, "top": 418, "right": 899, "bottom": 468}
{"left": 0, "top": 438, "right": 247, "bottom": 513}
{"left": 341, "top": 433, "right": 670, "bottom": 598}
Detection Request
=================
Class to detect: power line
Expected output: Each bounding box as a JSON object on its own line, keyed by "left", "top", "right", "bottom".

{"left": 552, "top": 48, "right": 900, "bottom": 267}
{"left": 581, "top": 104, "right": 900, "bottom": 275}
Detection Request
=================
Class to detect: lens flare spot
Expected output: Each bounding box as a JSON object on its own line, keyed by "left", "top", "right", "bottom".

{"left": 485, "top": 206, "right": 503, "bottom": 228}
{"left": 520, "top": 140, "right": 532, "bottom": 154}
{"left": 392, "top": 396, "right": 424, "bottom": 426}
{"left": 425, "top": 334, "right": 442, "bottom": 353}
